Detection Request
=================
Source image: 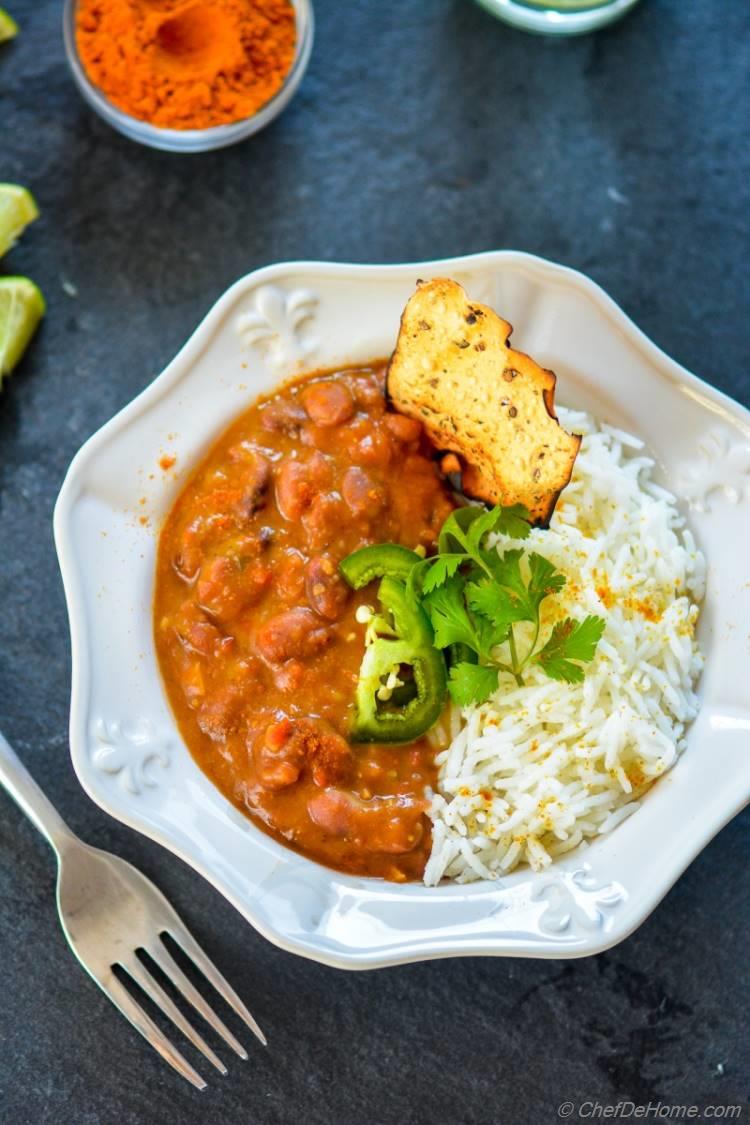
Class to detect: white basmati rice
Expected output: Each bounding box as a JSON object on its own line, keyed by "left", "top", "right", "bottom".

{"left": 424, "top": 408, "right": 705, "bottom": 886}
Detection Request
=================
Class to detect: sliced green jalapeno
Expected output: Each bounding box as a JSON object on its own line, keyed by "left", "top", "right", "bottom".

{"left": 339, "top": 543, "right": 423, "bottom": 589}
{"left": 341, "top": 568, "right": 447, "bottom": 743}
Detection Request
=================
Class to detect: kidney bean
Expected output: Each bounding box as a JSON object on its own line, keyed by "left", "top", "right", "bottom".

{"left": 260, "top": 399, "right": 307, "bottom": 434}
{"left": 306, "top": 555, "right": 350, "bottom": 620}
{"left": 197, "top": 556, "right": 245, "bottom": 622}
{"left": 197, "top": 686, "right": 245, "bottom": 741}
{"left": 255, "top": 717, "right": 352, "bottom": 791}
{"left": 351, "top": 374, "right": 386, "bottom": 413}
{"left": 276, "top": 549, "right": 306, "bottom": 601}
{"left": 255, "top": 607, "right": 332, "bottom": 664}
{"left": 302, "top": 492, "right": 346, "bottom": 551}
{"left": 228, "top": 448, "right": 271, "bottom": 518}
{"left": 254, "top": 718, "right": 306, "bottom": 789}
{"left": 275, "top": 458, "right": 314, "bottom": 522}
{"left": 172, "top": 600, "right": 222, "bottom": 656}
{"left": 307, "top": 790, "right": 425, "bottom": 854}
{"left": 301, "top": 381, "right": 355, "bottom": 427}
{"left": 341, "top": 466, "right": 386, "bottom": 517}
{"left": 356, "top": 427, "right": 392, "bottom": 468}
{"left": 197, "top": 556, "right": 270, "bottom": 623}
{"left": 385, "top": 413, "right": 422, "bottom": 444}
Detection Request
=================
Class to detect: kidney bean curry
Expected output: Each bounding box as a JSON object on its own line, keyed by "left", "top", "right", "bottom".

{"left": 154, "top": 365, "right": 456, "bottom": 880}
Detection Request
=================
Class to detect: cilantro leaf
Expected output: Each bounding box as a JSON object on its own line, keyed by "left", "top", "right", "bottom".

{"left": 493, "top": 503, "right": 532, "bottom": 540}
{"left": 421, "top": 554, "right": 464, "bottom": 594}
{"left": 527, "top": 552, "right": 566, "bottom": 608}
{"left": 423, "top": 576, "right": 480, "bottom": 652}
{"left": 465, "top": 577, "right": 508, "bottom": 621}
{"left": 437, "top": 506, "right": 483, "bottom": 555}
{"left": 481, "top": 548, "right": 534, "bottom": 618}
{"left": 474, "top": 616, "right": 510, "bottom": 662}
{"left": 553, "top": 614, "right": 606, "bottom": 662}
{"left": 448, "top": 662, "right": 499, "bottom": 707}
{"left": 534, "top": 616, "right": 606, "bottom": 683}
{"left": 464, "top": 506, "right": 508, "bottom": 556}
{"left": 465, "top": 578, "right": 529, "bottom": 642}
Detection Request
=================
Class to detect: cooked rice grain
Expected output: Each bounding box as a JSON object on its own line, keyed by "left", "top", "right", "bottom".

{"left": 424, "top": 408, "right": 705, "bottom": 886}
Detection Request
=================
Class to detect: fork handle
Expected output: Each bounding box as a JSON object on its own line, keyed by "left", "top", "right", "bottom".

{"left": 0, "top": 729, "right": 76, "bottom": 854}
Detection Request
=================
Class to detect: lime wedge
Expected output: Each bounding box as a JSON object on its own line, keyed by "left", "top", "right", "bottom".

{"left": 0, "top": 277, "right": 45, "bottom": 382}
{"left": 0, "top": 184, "right": 39, "bottom": 258}
{"left": 0, "top": 8, "right": 18, "bottom": 43}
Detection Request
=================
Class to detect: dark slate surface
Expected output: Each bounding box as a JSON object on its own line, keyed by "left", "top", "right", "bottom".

{"left": 1, "top": 1, "right": 748, "bottom": 1122}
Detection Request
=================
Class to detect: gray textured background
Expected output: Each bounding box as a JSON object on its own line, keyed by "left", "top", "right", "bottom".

{"left": 1, "top": 1, "right": 748, "bottom": 1123}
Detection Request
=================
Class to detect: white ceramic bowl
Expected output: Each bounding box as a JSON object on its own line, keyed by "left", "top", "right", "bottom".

{"left": 54, "top": 253, "right": 750, "bottom": 969}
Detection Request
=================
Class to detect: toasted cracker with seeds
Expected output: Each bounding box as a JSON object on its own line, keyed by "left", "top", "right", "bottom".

{"left": 386, "top": 277, "right": 581, "bottom": 526}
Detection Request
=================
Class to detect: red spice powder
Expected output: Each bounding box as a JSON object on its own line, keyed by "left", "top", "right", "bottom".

{"left": 625, "top": 597, "right": 663, "bottom": 623}
{"left": 596, "top": 581, "right": 616, "bottom": 609}
{"left": 76, "top": 0, "right": 297, "bottom": 130}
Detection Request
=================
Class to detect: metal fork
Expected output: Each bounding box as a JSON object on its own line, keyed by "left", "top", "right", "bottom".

{"left": 0, "top": 729, "right": 266, "bottom": 1089}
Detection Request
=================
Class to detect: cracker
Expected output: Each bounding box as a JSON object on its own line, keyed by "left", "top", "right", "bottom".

{"left": 386, "top": 278, "right": 580, "bottom": 525}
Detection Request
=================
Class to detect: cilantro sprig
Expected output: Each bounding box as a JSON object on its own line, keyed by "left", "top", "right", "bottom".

{"left": 409, "top": 504, "right": 605, "bottom": 707}
{"left": 535, "top": 615, "right": 606, "bottom": 684}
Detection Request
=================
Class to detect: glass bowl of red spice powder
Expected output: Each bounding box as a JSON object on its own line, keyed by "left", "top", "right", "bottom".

{"left": 63, "top": 0, "right": 314, "bottom": 152}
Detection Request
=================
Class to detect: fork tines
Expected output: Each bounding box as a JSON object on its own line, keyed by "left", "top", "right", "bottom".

{"left": 105, "top": 929, "right": 266, "bottom": 1089}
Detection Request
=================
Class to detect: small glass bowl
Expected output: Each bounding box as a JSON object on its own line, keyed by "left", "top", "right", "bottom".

{"left": 474, "top": 0, "right": 641, "bottom": 36}
{"left": 63, "top": 0, "right": 314, "bottom": 153}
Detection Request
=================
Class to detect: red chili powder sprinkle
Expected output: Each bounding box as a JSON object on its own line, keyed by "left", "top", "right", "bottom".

{"left": 626, "top": 598, "right": 663, "bottom": 623}
{"left": 596, "top": 582, "right": 616, "bottom": 609}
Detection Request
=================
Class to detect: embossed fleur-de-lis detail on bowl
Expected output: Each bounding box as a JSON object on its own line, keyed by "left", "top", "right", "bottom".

{"left": 236, "top": 285, "right": 319, "bottom": 369}
{"left": 677, "top": 428, "right": 750, "bottom": 512}
{"left": 91, "top": 718, "right": 171, "bottom": 796}
{"left": 532, "top": 866, "right": 625, "bottom": 935}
